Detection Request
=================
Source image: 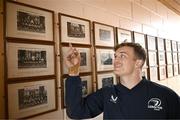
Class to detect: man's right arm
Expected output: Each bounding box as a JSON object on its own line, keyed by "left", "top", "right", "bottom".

{"left": 66, "top": 76, "right": 103, "bottom": 119}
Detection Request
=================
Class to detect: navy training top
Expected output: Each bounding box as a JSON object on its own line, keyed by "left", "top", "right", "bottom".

{"left": 66, "top": 76, "right": 180, "bottom": 119}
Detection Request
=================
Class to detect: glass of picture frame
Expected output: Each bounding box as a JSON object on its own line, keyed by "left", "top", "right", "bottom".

{"left": 6, "top": 1, "right": 54, "bottom": 41}
{"left": 116, "top": 27, "right": 132, "bottom": 44}
{"left": 133, "top": 32, "right": 146, "bottom": 49}
{"left": 158, "top": 51, "right": 166, "bottom": 66}
{"left": 148, "top": 51, "right": 157, "bottom": 67}
{"left": 7, "top": 79, "right": 57, "bottom": 119}
{"left": 165, "top": 39, "right": 172, "bottom": 51}
{"left": 177, "top": 42, "right": 180, "bottom": 52}
{"left": 149, "top": 67, "right": 158, "bottom": 82}
{"left": 173, "top": 52, "right": 178, "bottom": 64}
{"left": 171, "top": 40, "right": 177, "bottom": 52}
{"left": 158, "top": 66, "right": 166, "bottom": 80}
{"left": 96, "top": 48, "right": 114, "bottom": 71}
{"left": 59, "top": 13, "right": 91, "bottom": 45}
{"left": 166, "top": 52, "right": 173, "bottom": 65}
{"left": 61, "top": 46, "right": 92, "bottom": 74}
{"left": 147, "top": 35, "right": 156, "bottom": 50}
{"left": 62, "top": 75, "right": 92, "bottom": 108}
{"left": 97, "top": 72, "right": 117, "bottom": 89}
{"left": 93, "top": 22, "right": 115, "bottom": 47}
{"left": 173, "top": 64, "right": 179, "bottom": 76}
{"left": 157, "top": 37, "right": 165, "bottom": 51}
{"left": 167, "top": 65, "right": 173, "bottom": 78}
{"left": 7, "top": 42, "right": 55, "bottom": 79}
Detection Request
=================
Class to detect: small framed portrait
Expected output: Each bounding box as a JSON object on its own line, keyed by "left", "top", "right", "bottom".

{"left": 147, "top": 35, "right": 156, "bottom": 50}
{"left": 7, "top": 42, "right": 55, "bottom": 79}
{"left": 165, "top": 39, "right": 172, "bottom": 51}
{"left": 166, "top": 52, "right": 173, "bottom": 65}
{"left": 97, "top": 72, "right": 117, "bottom": 89}
{"left": 133, "top": 32, "right": 146, "bottom": 49}
{"left": 63, "top": 75, "right": 92, "bottom": 108}
{"left": 116, "top": 28, "right": 132, "bottom": 44}
{"left": 171, "top": 40, "right": 177, "bottom": 52}
{"left": 7, "top": 79, "right": 56, "bottom": 119}
{"left": 157, "top": 37, "right": 165, "bottom": 51}
{"left": 172, "top": 52, "right": 178, "bottom": 64}
{"left": 173, "top": 64, "right": 179, "bottom": 76}
{"left": 61, "top": 46, "right": 91, "bottom": 74}
{"left": 158, "top": 66, "right": 166, "bottom": 80}
{"left": 167, "top": 65, "right": 173, "bottom": 78}
{"left": 93, "top": 22, "right": 115, "bottom": 47}
{"left": 59, "top": 13, "right": 91, "bottom": 45}
{"left": 96, "top": 48, "right": 114, "bottom": 71}
{"left": 149, "top": 67, "right": 158, "bottom": 82}
{"left": 6, "top": 1, "right": 54, "bottom": 41}
{"left": 157, "top": 51, "right": 166, "bottom": 66}
{"left": 148, "top": 51, "right": 157, "bottom": 67}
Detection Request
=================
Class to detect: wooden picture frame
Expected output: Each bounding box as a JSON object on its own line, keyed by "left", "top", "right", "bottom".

{"left": 157, "top": 37, "right": 165, "bottom": 51}
{"left": 93, "top": 22, "right": 115, "bottom": 47}
{"left": 173, "top": 64, "right": 179, "bottom": 76}
{"left": 171, "top": 40, "right": 177, "bottom": 52}
{"left": 165, "top": 39, "right": 172, "bottom": 51}
{"left": 157, "top": 51, "right": 166, "bottom": 66}
{"left": 97, "top": 72, "right": 117, "bottom": 89}
{"left": 61, "top": 46, "right": 92, "bottom": 74}
{"left": 167, "top": 65, "right": 173, "bottom": 78}
{"left": 59, "top": 13, "right": 91, "bottom": 45}
{"left": 96, "top": 48, "right": 114, "bottom": 71}
{"left": 158, "top": 66, "right": 166, "bottom": 80}
{"left": 147, "top": 35, "right": 156, "bottom": 50}
{"left": 148, "top": 51, "right": 157, "bottom": 67}
{"left": 6, "top": 1, "right": 54, "bottom": 41}
{"left": 172, "top": 52, "right": 178, "bottom": 64}
{"left": 133, "top": 32, "right": 146, "bottom": 49}
{"left": 7, "top": 79, "right": 57, "bottom": 119}
{"left": 116, "top": 28, "right": 132, "bottom": 44}
{"left": 7, "top": 42, "right": 55, "bottom": 79}
{"left": 149, "top": 67, "right": 158, "bottom": 82}
{"left": 166, "top": 52, "right": 173, "bottom": 65}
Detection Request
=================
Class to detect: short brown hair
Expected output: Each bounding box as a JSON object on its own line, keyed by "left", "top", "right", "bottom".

{"left": 115, "top": 42, "right": 146, "bottom": 65}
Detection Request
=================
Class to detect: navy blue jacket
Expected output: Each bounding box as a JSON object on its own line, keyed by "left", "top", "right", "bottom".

{"left": 66, "top": 76, "right": 180, "bottom": 119}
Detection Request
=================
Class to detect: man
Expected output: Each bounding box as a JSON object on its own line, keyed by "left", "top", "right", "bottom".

{"left": 65, "top": 42, "right": 180, "bottom": 119}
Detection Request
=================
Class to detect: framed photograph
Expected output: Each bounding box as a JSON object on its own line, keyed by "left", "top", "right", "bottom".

{"left": 171, "top": 41, "right": 177, "bottom": 52}
{"left": 147, "top": 35, "right": 156, "bottom": 50}
{"left": 148, "top": 51, "right": 157, "bottom": 67}
{"left": 93, "top": 22, "right": 115, "bottom": 47}
{"left": 158, "top": 66, "right": 166, "bottom": 80}
{"left": 177, "top": 42, "right": 180, "bottom": 52}
{"left": 166, "top": 52, "right": 173, "bottom": 65}
{"left": 59, "top": 13, "right": 91, "bottom": 45}
{"left": 8, "top": 79, "right": 56, "bottom": 118}
{"left": 142, "top": 68, "right": 148, "bottom": 78}
{"left": 116, "top": 28, "right": 132, "bottom": 44}
{"left": 165, "top": 39, "right": 172, "bottom": 51}
{"left": 157, "top": 37, "right": 165, "bottom": 51}
{"left": 133, "top": 32, "right": 146, "bottom": 49}
{"left": 157, "top": 51, "right": 166, "bottom": 66}
{"left": 149, "top": 67, "right": 158, "bottom": 82}
{"left": 178, "top": 53, "right": 180, "bottom": 64}
{"left": 97, "top": 72, "right": 117, "bottom": 89}
{"left": 7, "top": 42, "right": 55, "bottom": 79}
{"left": 167, "top": 65, "right": 173, "bottom": 78}
{"left": 6, "top": 1, "right": 54, "bottom": 41}
{"left": 61, "top": 46, "right": 91, "bottom": 74}
{"left": 173, "top": 64, "right": 179, "bottom": 76}
{"left": 173, "top": 52, "right": 178, "bottom": 64}
{"left": 96, "top": 48, "right": 114, "bottom": 71}
{"left": 63, "top": 75, "right": 92, "bottom": 107}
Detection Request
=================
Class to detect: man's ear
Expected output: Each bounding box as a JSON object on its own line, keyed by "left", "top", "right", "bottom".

{"left": 135, "top": 59, "right": 143, "bottom": 68}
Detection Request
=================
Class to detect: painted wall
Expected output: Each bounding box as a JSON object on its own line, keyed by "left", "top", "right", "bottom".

{"left": 1, "top": 0, "right": 180, "bottom": 119}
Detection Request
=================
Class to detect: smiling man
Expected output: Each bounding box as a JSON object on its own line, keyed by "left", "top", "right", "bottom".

{"left": 65, "top": 42, "right": 180, "bottom": 119}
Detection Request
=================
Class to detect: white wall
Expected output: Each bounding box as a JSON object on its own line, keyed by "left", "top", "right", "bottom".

{"left": 1, "top": 0, "right": 180, "bottom": 119}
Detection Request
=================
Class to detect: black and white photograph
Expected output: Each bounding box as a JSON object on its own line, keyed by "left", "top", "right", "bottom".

{"left": 67, "top": 22, "right": 85, "bottom": 38}
{"left": 97, "top": 72, "right": 116, "bottom": 89}
{"left": 133, "top": 32, "right": 146, "bottom": 49}
{"left": 6, "top": 1, "right": 54, "bottom": 41}
{"left": 173, "top": 64, "right": 179, "bottom": 76}
{"left": 17, "top": 11, "right": 45, "bottom": 33}
{"left": 94, "top": 22, "right": 115, "bottom": 47}
{"left": 159, "top": 66, "right": 166, "bottom": 80}
{"left": 171, "top": 41, "right": 177, "bottom": 52}
{"left": 148, "top": 51, "right": 157, "bottom": 67}
{"left": 167, "top": 65, "right": 173, "bottom": 78}
{"left": 116, "top": 28, "right": 132, "bottom": 44}
{"left": 8, "top": 79, "right": 56, "bottom": 119}
{"left": 147, "top": 35, "right": 156, "bottom": 50}
{"left": 173, "top": 52, "right": 178, "bottom": 64}
{"left": 60, "top": 13, "right": 91, "bottom": 44}
{"left": 165, "top": 39, "right": 172, "bottom": 51}
{"left": 149, "top": 67, "right": 158, "bottom": 82}
{"left": 7, "top": 42, "right": 55, "bottom": 78}
{"left": 96, "top": 49, "right": 114, "bottom": 71}
{"left": 157, "top": 37, "right": 165, "bottom": 51}
{"left": 18, "top": 49, "right": 47, "bottom": 68}
{"left": 158, "top": 51, "right": 166, "bottom": 66}
{"left": 61, "top": 47, "right": 91, "bottom": 74}
{"left": 166, "top": 52, "right": 173, "bottom": 65}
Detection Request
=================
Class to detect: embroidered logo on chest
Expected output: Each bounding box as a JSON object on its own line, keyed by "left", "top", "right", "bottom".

{"left": 147, "top": 98, "right": 163, "bottom": 111}
{"left": 109, "top": 95, "right": 118, "bottom": 103}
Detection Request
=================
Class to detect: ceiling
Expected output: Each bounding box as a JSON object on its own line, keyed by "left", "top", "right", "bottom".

{"left": 159, "top": 0, "right": 180, "bottom": 15}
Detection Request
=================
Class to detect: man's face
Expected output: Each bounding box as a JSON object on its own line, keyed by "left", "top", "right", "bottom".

{"left": 114, "top": 46, "right": 138, "bottom": 77}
